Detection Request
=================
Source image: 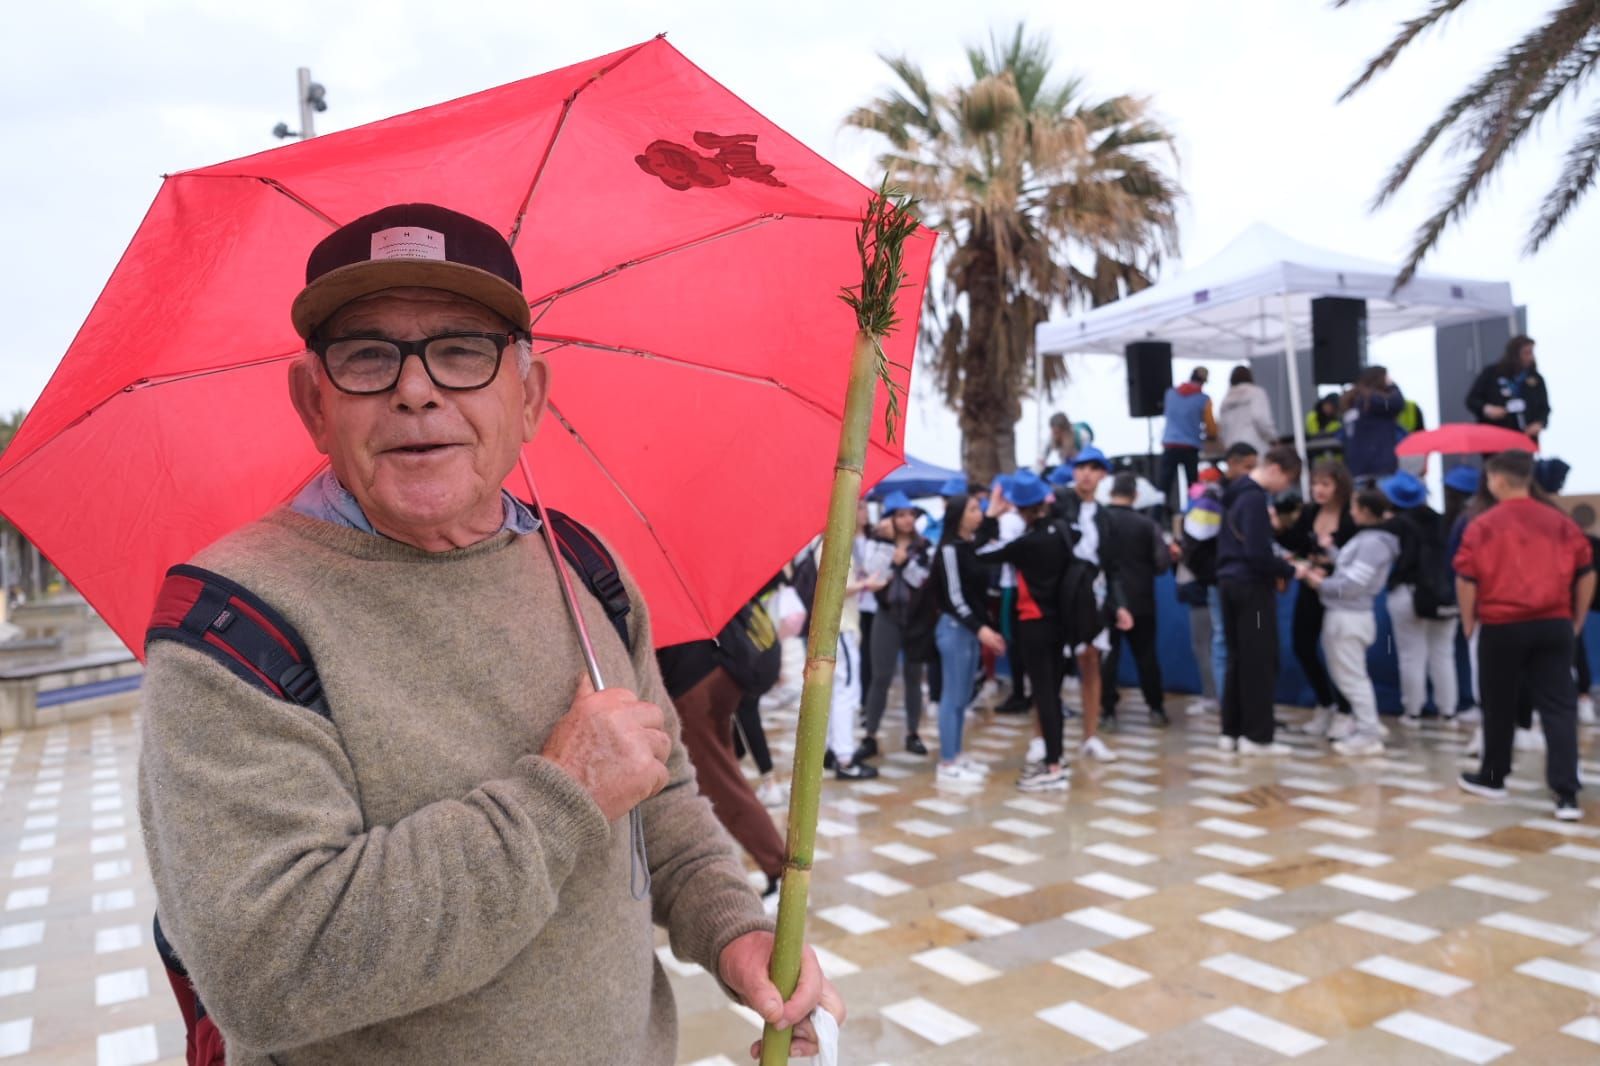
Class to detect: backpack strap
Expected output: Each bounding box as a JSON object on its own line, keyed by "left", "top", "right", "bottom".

{"left": 146, "top": 564, "right": 329, "bottom": 718}
{"left": 541, "top": 509, "right": 634, "bottom": 653}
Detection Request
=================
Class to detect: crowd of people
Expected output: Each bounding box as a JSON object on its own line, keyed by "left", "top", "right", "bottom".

{"left": 685, "top": 334, "right": 1594, "bottom": 875}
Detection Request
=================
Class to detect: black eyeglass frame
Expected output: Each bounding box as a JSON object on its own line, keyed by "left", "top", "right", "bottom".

{"left": 309, "top": 331, "right": 525, "bottom": 395}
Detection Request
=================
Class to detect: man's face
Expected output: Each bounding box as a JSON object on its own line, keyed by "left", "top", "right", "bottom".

{"left": 1229, "top": 454, "right": 1259, "bottom": 480}
{"left": 289, "top": 288, "right": 546, "bottom": 546}
{"left": 1257, "top": 463, "right": 1293, "bottom": 494}
{"left": 1073, "top": 463, "right": 1105, "bottom": 498}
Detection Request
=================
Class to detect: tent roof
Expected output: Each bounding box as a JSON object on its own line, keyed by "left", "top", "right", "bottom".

{"left": 1036, "top": 223, "right": 1515, "bottom": 360}
{"left": 867, "top": 454, "right": 963, "bottom": 500}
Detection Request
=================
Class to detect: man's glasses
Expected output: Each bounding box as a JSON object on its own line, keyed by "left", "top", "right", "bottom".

{"left": 310, "top": 332, "right": 521, "bottom": 394}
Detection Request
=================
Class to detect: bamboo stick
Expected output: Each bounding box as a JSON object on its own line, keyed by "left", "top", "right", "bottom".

{"left": 760, "top": 185, "right": 919, "bottom": 1066}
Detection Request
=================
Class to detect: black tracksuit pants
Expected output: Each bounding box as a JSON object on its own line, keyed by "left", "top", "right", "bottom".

{"left": 1017, "top": 618, "right": 1067, "bottom": 765}
{"left": 1220, "top": 579, "right": 1279, "bottom": 744}
{"left": 1102, "top": 612, "right": 1165, "bottom": 715}
{"left": 1477, "top": 619, "right": 1580, "bottom": 796}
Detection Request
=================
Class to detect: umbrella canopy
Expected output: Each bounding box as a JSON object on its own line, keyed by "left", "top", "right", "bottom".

{"left": 1395, "top": 423, "right": 1538, "bottom": 457}
{"left": 866, "top": 454, "right": 965, "bottom": 501}
{"left": 0, "top": 37, "right": 935, "bottom": 653}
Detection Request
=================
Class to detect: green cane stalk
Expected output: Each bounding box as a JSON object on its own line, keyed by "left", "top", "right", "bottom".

{"left": 759, "top": 183, "right": 919, "bottom": 1066}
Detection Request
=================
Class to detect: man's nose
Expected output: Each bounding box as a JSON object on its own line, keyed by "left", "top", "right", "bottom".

{"left": 390, "top": 352, "right": 441, "bottom": 409}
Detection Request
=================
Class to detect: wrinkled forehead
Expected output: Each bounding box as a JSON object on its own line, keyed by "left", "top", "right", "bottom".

{"left": 323, "top": 287, "right": 512, "bottom": 336}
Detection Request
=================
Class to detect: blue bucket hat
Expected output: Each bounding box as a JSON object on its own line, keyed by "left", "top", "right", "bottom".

{"left": 1443, "top": 466, "right": 1480, "bottom": 495}
{"left": 1378, "top": 470, "right": 1428, "bottom": 510}
{"left": 1047, "top": 464, "right": 1075, "bottom": 486}
{"left": 881, "top": 490, "right": 922, "bottom": 515}
{"left": 1072, "top": 445, "right": 1110, "bottom": 469}
{"left": 938, "top": 476, "right": 968, "bottom": 497}
{"left": 1001, "top": 470, "right": 1050, "bottom": 509}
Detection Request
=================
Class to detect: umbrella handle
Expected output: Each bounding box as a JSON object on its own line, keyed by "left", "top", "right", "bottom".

{"left": 520, "top": 455, "right": 651, "bottom": 902}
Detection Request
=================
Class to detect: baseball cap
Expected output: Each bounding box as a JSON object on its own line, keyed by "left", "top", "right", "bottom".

{"left": 290, "top": 203, "right": 532, "bottom": 340}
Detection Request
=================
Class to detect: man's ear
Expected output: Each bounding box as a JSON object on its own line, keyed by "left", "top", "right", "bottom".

{"left": 521, "top": 353, "right": 549, "bottom": 444}
{"left": 288, "top": 358, "right": 333, "bottom": 456}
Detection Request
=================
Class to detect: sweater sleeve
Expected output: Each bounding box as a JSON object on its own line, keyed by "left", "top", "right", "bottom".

{"left": 1464, "top": 367, "right": 1495, "bottom": 421}
{"left": 622, "top": 571, "right": 773, "bottom": 978}
{"left": 1203, "top": 397, "right": 1218, "bottom": 441}
{"left": 138, "top": 644, "right": 613, "bottom": 1052}
{"left": 940, "top": 543, "right": 984, "bottom": 633}
{"left": 1319, "top": 534, "right": 1398, "bottom": 602}
{"left": 1253, "top": 387, "right": 1278, "bottom": 443}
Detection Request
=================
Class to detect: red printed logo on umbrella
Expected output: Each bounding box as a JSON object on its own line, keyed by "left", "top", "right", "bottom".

{"left": 636, "top": 131, "right": 786, "bottom": 191}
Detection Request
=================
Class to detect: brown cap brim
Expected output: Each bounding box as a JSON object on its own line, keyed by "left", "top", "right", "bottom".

{"left": 290, "top": 259, "right": 532, "bottom": 340}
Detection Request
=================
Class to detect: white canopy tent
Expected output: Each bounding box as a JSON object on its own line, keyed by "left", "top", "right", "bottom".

{"left": 1034, "top": 223, "right": 1517, "bottom": 490}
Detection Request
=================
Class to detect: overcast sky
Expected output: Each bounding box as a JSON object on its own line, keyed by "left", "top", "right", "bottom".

{"left": 5, "top": 0, "right": 1594, "bottom": 488}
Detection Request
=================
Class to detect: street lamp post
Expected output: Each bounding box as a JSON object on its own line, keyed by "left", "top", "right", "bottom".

{"left": 273, "top": 67, "right": 328, "bottom": 140}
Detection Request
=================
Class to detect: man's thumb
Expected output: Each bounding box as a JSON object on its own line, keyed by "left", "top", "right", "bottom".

{"left": 576, "top": 671, "right": 597, "bottom": 698}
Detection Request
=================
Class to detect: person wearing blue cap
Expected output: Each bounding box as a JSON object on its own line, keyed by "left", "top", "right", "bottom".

{"left": 855, "top": 491, "right": 934, "bottom": 764}
{"left": 1049, "top": 446, "right": 1132, "bottom": 762}
{"left": 1381, "top": 470, "right": 1460, "bottom": 728}
{"left": 976, "top": 471, "right": 1081, "bottom": 791}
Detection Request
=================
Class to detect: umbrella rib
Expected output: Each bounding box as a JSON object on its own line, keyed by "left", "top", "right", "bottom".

{"left": 543, "top": 400, "right": 716, "bottom": 636}
{"left": 176, "top": 172, "right": 343, "bottom": 229}
{"left": 507, "top": 38, "right": 658, "bottom": 248}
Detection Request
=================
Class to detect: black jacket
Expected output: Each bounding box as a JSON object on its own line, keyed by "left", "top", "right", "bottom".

{"left": 1465, "top": 363, "right": 1551, "bottom": 432}
{"left": 1052, "top": 493, "right": 1130, "bottom": 614}
{"left": 1102, "top": 504, "right": 1170, "bottom": 617}
{"left": 933, "top": 538, "right": 995, "bottom": 634}
{"left": 976, "top": 515, "right": 1072, "bottom": 622}
{"left": 1276, "top": 503, "right": 1357, "bottom": 562}
{"left": 1218, "top": 477, "right": 1295, "bottom": 585}
{"left": 1386, "top": 506, "right": 1444, "bottom": 589}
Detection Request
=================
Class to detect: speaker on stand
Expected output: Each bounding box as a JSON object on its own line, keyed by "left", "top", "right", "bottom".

{"left": 1312, "top": 297, "right": 1368, "bottom": 385}
{"left": 1125, "top": 341, "right": 1174, "bottom": 418}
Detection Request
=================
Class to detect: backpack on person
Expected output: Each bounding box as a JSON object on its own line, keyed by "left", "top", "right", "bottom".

{"left": 716, "top": 598, "right": 783, "bottom": 696}
{"left": 143, "top": 508, "right": 632, "bottom": 1066}
{"left": 1408, "top": 521, "right": 1459, "bottom": 619}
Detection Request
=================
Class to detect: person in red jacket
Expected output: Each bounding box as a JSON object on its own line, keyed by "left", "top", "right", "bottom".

{"left": 1455, "top": 450, "right": 1595, "bottom": 820}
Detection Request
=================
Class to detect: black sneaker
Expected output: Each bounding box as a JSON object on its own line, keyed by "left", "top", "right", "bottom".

{"left": 1150, "top": 709, "right": 1170, "bottom": 729}
{"left": 997, "top": 692, "right": 1031, "bottom": 714}
{"left": 852, "top": 736, "right": 879, "bottom": 763}
{"left": 1101, "top": 713, "right": 1119, "bottom": 734}
{"left": 1554, "top": 793, "right": 1582, "bottom": 821}
{"left": 834, "top": 759, "right": 880, "bottom": 780}
{"left": 905, "top": 734, "right": 928, "bottom": 756}
{"left": 1457, "top": 771, "right": 1507, "bottom": 800}
{"left": 823, "top": 750, "right": 836, "bottom": 771}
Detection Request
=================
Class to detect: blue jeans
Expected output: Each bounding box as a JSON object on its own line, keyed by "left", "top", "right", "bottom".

{"left": 934, "top": 614, "right": 981, "bottom": 762}
{"left": 1207, "top": 585, "right": 1227, "bottom": 700}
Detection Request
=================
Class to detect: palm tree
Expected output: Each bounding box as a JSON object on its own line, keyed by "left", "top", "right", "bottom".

{"left": 1339, "top": 0, "right": 1600, "bottom": 285}
{"left": 846, "top": 24, "right": 1182, "bottom": 482}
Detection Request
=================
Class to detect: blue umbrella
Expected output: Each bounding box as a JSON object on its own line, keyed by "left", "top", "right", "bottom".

{"left": 866, "top": 454, "right": 965, "bottom": 500}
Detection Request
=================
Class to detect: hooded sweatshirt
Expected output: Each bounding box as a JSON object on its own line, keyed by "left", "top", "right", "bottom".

{"left": 1217, "top": 476, "right": 1295, "bottom": 585}
{"left": 1317, "top": 526, "right": 1401, "bottom": 613}
{"left": 1218, "top": 382, "right": 1278, "bottom": 455}
{"left": 1162, "top": 381, "right": 1216, "bottom": 448}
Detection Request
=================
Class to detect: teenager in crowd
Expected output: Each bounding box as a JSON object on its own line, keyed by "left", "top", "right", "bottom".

{"left": 1050, "top": 447, "right": 1133, "bottom": 762}
{"left": 1456, "top": 450, "right": 1594, "bottom": 820}
{"left": 932, "top": 488, "right": 1008, "bottom": 787}
{"left": 978, "top": 472, "right": 1076, "bottom": 792}
{"left": 1179, "top": 466, "right": 1226, "bottom": 715}
{"left": 1218, "top": 366, "right": 1278, "bottom": 456}
{"left": 1381, "top": 470, "right": 1460, "bottom": 726}
{"left": 1159, "top": 367, "right": 1217, "bottom": 510}
{"left": 856, "top": 491, "right": 933, "bottom": 762}
{"left": 1101, "top": 472, "right": 1174, "bottom": 728}
{"left": 1217, "top": 445, "right": 1303, "bottom": 755}
{"left": 1466, "top": 335, "right": 1549, "bottom": 441}
{"left": 1299, "top": 488, "right": 1400, "bottom": 756}
{"left": 1341, "top": 365, "right": 1406, "bottom": 481}
{"left": 1278, "top": 458, "right": 1357, "bottom": 736}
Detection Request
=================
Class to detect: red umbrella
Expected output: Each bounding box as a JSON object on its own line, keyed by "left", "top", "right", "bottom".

{"left": 0, "top": 38, "right": 935, "bottom": 654}
{"left": 1395, "top": 423, "right": 1538, "bottom": 457}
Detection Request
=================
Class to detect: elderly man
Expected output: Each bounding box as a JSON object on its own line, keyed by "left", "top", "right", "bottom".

{"left": 138, "top": 204, "right": 836, "bottom": 1064}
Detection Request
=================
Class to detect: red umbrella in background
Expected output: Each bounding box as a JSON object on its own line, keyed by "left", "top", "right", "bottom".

{"left": 0, "top": 37, "right": 935, "bottom": 653}
{"left": 1396, "top": 423, "right": 1538, "bottom": 457}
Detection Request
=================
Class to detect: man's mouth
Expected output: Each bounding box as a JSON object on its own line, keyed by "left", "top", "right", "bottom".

{"left": 386, "top": 443, "right": 458, "bottom": 455}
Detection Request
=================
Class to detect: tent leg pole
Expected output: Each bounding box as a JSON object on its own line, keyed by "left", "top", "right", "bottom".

{"left": 1034, "top": 350, "right": 1044, "bottom": 471}
{"left": 1281, "top": 293, "right": 1310, "bottom": 498}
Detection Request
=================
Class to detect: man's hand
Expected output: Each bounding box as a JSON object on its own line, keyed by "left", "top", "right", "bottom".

{"left": 1482, "top": 404, "right": 1507, "bottom": 420}
{"left": 541, "top": 674, "right": 671, "bottom": 822}
{"left": 1527, "top": 421, "right": 1545, "bottom": 439}
{"left": 978, "top": 625, "right": 1007, "bottom": 654}
{"left": 1115, "top": 608, "right": 1134, "bottom": 632}
{"left": 718, "top": 931, "right": 844, "bottom": 1059}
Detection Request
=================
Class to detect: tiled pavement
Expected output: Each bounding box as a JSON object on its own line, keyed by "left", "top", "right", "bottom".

{"left": 3, "top": 696, "right": 1599, "bottom": 1063}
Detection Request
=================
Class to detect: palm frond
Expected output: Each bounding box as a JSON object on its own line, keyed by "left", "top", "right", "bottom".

{"left": 1338, "top": 0, "right": 1474, "bottom": 102}
{"left": 1528, "top": 100, "right": 1600, "bottom": 250}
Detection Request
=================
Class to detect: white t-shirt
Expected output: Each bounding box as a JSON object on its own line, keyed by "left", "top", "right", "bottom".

{"left": 1073, "top": 500, "right": 1101, "bottom": 566}
{"left": 997, "top": 512, "right": 1026, "bottom": 589}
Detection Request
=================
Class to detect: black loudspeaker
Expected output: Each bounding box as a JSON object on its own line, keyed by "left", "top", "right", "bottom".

{"left": 1125, "top": 341, "right": 1173, "bottom": 418}
{"left": 1312, "top": 297, "right": 1367, "bottom": 384}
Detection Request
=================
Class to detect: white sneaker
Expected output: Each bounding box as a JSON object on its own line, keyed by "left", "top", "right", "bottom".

{"left": 1465, "top": 725, "right": 1483, "bottom": 757}
{"left": 936, "top": 762, "right": 987, "bottom": 787}
{"left": 1297, "top": 706, "right": 1335, "bottom": 737}
{"left": 1018, "top": 766, "right": 1070, "bottom": 792}
{"left": 1327, "top": 716, "right": 1357, "bottom": 741}
{"left": 1579, "top": 695, "right": 1596, "bottom": 726}
{"left": 1401, "top": 712, "right": 1423, "bottom": 728}
{"left": 956, "top": 754, "right": 991, "bottom": 775}
{"left": 1082, "top": 735, "right": 1118, "bottom": 763}
{"left": 1455, "top": 705, "right": 1482, "bottom": 724}
{"left": 1026, "top": 736, "right": 1046, "bottom": 764}
{"left": 1218, "top": 735, "right": 1239, "bottom": 754}
{"left": 1332, "top": 734, "right": 1385, "bottom": 757}
{"left": 1187, "top": 698, "right": 1218, "bottom": 716}
{"left": 1238, "top": 738, "right": 1293, "bottom": 757}
{"left": 1514, "top": 727, "right": 1545, "bottom": 753}
{"left": 754, "top": 778, "right": 789, "bottom": 809}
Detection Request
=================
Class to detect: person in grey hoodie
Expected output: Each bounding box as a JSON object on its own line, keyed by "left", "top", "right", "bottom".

{"left": 1298, "top": 488, "right": 1400, "bottom": 755}
{"left": 1218, "top": 366, "right": 1279, "bottom": 456}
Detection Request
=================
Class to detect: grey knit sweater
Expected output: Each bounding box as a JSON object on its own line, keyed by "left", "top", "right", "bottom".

{"left": 138, "top": 509, "right": 771, "bottom": 1064}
